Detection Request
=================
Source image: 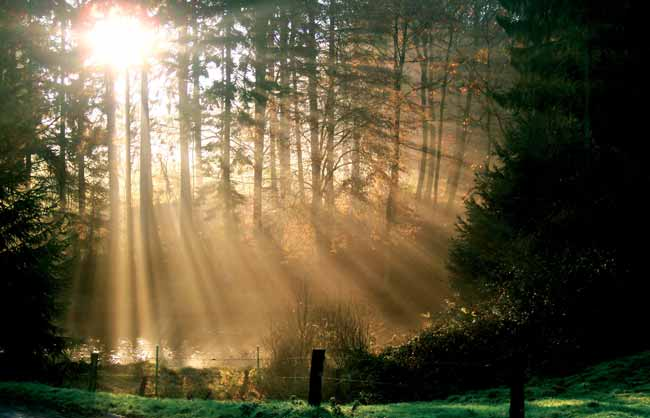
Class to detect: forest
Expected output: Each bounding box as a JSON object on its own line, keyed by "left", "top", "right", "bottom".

{"left": 0, "top": 0, "right": 647, "bottom": 417}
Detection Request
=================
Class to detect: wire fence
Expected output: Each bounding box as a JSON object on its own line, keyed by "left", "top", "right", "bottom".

{"left": 76, "top": 347, "right": 514, "bottom": 402}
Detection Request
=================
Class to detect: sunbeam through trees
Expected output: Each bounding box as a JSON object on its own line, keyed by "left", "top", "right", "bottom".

{"left": 0, "top": 1, "right": 647, "bottom": 417}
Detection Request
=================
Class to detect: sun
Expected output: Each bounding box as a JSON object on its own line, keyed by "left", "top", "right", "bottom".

{"left": 86, "top": 7, "right": 156, "bottom": 69}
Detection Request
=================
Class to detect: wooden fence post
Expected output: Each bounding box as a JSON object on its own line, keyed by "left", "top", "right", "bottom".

{"left": 509, "top": 355, "right": 526, "bottom": 418}
{"left": 88, "top": 352, "right": 99, "bottom": 392}
{"left": 154, "top": 344, "right": 159, "bottom": 398}
{"left": 256, "top": 346, "right": 260, "bottom": 370}
{"left": 308, "top": 349, "right": 325, "bottom": 406}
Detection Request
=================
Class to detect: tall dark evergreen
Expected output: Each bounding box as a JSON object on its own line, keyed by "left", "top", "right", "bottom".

{"left": 450, "top": 0, "right": 647, "bottom": 365}
{"left": 0, "top": 2, "right": 70, "bottom": 376}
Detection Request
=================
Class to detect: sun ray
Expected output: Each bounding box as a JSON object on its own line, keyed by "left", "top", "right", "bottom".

{"left": 85, "top": 6, "right": 156, "bottom": 70}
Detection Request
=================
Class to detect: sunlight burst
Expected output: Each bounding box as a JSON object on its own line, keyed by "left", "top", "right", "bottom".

{"left": 86, "top": 7, "right": 155, "bottom": 69}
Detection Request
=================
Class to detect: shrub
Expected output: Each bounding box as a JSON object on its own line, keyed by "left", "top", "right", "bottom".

{"left": 259, "top": 302, "right": 373, "bottom": 402}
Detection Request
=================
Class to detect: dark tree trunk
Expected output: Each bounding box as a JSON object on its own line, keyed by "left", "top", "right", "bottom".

{"left": 140, "top": 65, "right": 156, "bottom": 337}
{"left": 384, "top": 15, "right": 408, "bottom": 286}
{"left": 140, "top": 67, "right": 153, "bottom": 244}
{"left": 446, "top": 85, "right": 473, "bottom": 209}
{"left": 415, "top": 31, "right": 429, "bottom": 202}
{"left": 77, "top": 125, "right": 85, "bottom": 217}
{"left": 57, "top": 20, "right": 67, "bottom": 210}
{"left": 58, "top": 78, "right": 66, "bottom": 209}
{"left": 106, "top": 70, "right": 119, "bottom": 238}
{"left": 351, "top": 120, "right": 361, "bottom": 201}
{"left": 424, "top": 32, "right": 436, "bottom": 201}
{"left": 192, "top": 5, "right": 202, "bottom": 201}
{"left": 292, "top": 57, "right": 305, "bottom": 202}
{"left": 278, "top": 9, "right": 292, "bottom": 201}
{"left": 324, "top": 1, "right": 336, "bottom": 213}
{"left": 306, "top": 1, "right": 323, "bottom": 247}
{"left": 433, "top": 27, "right": 454, "bottom": 206}
{"left": 124, "top": 69, "right": 136, "bottom": 339}
{"left": 270, "top": 111, "right": 279, "bottom": 205}
{"left": 222, "top": 10, "right": 233, "bottom": 223}
{"left": 253, "top": 7, "right": 268, "bottom": 230}
{"left": 125, "top": 70, "right": 133, "bottom": 246}
{"left": 178, "top": 24, "right": 192, "bottom": 224}
{"left": 385, "top": 16, "right": 407, "bottom": 227}
{"left": 268, "top": 55, "right": 279, "bottom": 206}
{"left": 509, "top": 361, "right": 526, "bottom": 418}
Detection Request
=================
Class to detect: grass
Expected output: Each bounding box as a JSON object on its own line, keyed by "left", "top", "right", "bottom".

{"left": 1, "top": 351, "right": 649, "bottom": 417}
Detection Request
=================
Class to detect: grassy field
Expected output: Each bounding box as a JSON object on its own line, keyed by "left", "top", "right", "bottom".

{"left": 1, "top": 351, "right": 649, "bottom": 417}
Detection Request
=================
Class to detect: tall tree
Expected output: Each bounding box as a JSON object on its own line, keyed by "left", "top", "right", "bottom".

{"left": 306, "top": 0, "right": 322, "bottom": 245}
{"left": 422, "top": 28, "right": 437, "bottom": 202}
{"left": 0, "top": 1, "right": 69, "bottom": 376}
{"left": 191, "top": 1, "right": 203, "bottom": 202}
{"left": 124, "top": 70, "right": 133, "bottom": 254}
{"left": 178, "top": 22, "right": 193, "bottom": 224}
{"left": 450, "top": 2, "right": 646, "bottom": 413}
{"left": 414, "top": 28, "right": 430, "bottom": 202}
{"left": 383, "top": 0, "right": 410, "bottom": 285}
{"left": 268, "top": 30, "right": 280, "bottom": 206}
{"left": 222, "top": 4, "right": 235, "bottom": 224}
{"left": 432, "top": 24, "right": 454, "bottom": 205}
{"left": 290, "top": 14, "right": 305, "bottom": 202}
{"left": 323, "top": 0, "right": 337, "bottom": 213}
{"left": 139, "top": 65, "right": 154, "bottom": 267}
{"left": 252, "top": 3, "right": 268, "bottom": 230}
{"left": 278, "top": 6, "right": 292, "bottom": 201}
{"left": 105, "top": 69, "right": 119, "bottom": 245}
{"left": 384, "top": 1, "right": 409, "bottom": 228}
{"left": 56, "top": 14, "right": 68, "bottom": 210}
{"left": 75, "top": 72, "right": 87, "bottom": 217}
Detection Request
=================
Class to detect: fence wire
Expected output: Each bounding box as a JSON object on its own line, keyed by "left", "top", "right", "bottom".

{"left": 82, "top": 350, "right": 513, "bottom": 399}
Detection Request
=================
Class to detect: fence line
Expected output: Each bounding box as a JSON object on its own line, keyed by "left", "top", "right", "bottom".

{"left": 85, "top": 348, "right": 517, "bottom": 404}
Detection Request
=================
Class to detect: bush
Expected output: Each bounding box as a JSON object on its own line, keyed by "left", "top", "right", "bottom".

{"left": 259, "top": 302, "right": 373, "bottom": 402}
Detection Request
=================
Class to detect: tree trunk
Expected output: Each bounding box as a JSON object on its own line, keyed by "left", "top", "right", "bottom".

{"left": 307, "top": 1, "right": 322, "bottom": 244}
{"left": 125, "top": 69, "right": 133, "bottom": 252}
{"left": 192, "top": 6, "right": 202, "bottom": 202}
{"left": 106, "top": 70, "right": 119, "bottom": 238}
{"left": 385, "top": 17, "right": 407, "bottom": 227}
{"left": 446, "top": 86, "right": 473, "bottom": 209}
{"left": 77, "top": 126, "right": 85, "bottom": 217}
{"left": 485, "top": 43, "right": 493, "bottom": 171}
{"left": 384, "top": 16, "right": 408, "bottom": 286}
{"left": 423, "top": 32, "right": 436, "bottom": 201}
{"left": 124, "top": 68, "right": 136, "bottom": 339}
{"left": 140, "top": 67, "right": 154, "bottom": 242}
{"left": 57, "top": 20, "right": 67, "bottom": 210}
{"left": 324, "top": 2, "right": 336, "bottom": 213}
{"left": 140, "top": 65, "right": 155, "bottom": 337}
{"left": 278, "top": 9, "right": 292, "bottom": 201}
{"left": 253, "top": 7, "right": 268, "bottom": 230}
{"left": 77, "top": 71, "right": 86, "bottom": 217}
{"left": 223, "top": 10, "right": 233, "bottom": 223}
{"left": 509, "top": 359, "right": 526, "bottom": 418}
{"left": 270, "top": 114, "right": 279, "bottom": 204}
{"left": 268, "top": 55, "right": 279, "bottom": 206}
{"left": 433, "top": 27, "right": 454, "bottom": 206}
{"left": 292, "top": 56, "right": 305, "bottom": 202}
{"left": 58, "top": 83, "right": 67, "bottom": 209}
{"left": 415, "top": 32, "right": 429, "bottom": 202}
{"left": 486, "top": 100, "right": 493, "bottom": 171}
{"left": 178, "top": 24, "right": 192, "bottom": 225}
{"left": 351, "top": 118, "right": 361, "bottom": 207}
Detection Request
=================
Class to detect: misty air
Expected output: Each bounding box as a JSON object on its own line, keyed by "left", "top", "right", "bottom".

{"left": 0, "top": 1, "right": 645, "bottom": 417}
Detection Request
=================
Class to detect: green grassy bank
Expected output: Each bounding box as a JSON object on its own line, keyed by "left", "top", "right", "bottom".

{"left": 2, "top": 351, "right": 649, "bottom": 417}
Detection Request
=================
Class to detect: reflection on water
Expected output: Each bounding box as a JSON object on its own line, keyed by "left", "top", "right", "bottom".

{"left": 66, "top": 337, "right": 262, "bottom": 369}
